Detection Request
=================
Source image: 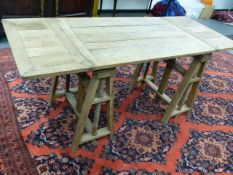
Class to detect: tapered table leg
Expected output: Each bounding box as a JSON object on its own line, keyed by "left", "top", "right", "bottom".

{"left": 49, "top": 76, "right": 59, "bottom": 106}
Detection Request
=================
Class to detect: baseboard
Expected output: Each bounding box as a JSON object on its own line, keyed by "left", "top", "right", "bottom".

{"left": 215, "top": 9, "right": 233, "bottom": 11}
{"left": 99, "top": 9, "right": 151, "bottom": 14}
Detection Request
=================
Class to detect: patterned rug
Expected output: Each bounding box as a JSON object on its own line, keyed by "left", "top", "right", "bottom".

{"left": 0, "top": 49, "right": 37, "bottom": 175}
{"left": 0, "top": 47, "right": 233, "bottom": 175}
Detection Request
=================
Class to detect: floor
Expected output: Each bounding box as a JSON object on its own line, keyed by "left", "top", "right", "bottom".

{"left": 0, "top": 37, "right": 9, "bottom": 48}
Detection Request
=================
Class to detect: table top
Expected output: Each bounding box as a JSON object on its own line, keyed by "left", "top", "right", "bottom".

{"left": 3, "top": 17, "right": 233, "bottom": 79}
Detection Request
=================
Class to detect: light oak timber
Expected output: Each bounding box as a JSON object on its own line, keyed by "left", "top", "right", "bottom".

{"left": 172, "top": 105, "right": 191, "bottom": 117}
{"left": 78, "top": 32, "right": 188, "bottom": 43}
{"left": 80, "top": 127, "right": 111, "bottom": 145}
{"left": 57, "top": 19, "right": 97, "bottom": 66}
{"left": 161, "top": 55, "right": 209, "bottom": 123}
{"left": 158, "top": 59, "right": 175, "bottom": 94}
{"left": 65, "top": 17, "right": 169, "bottom": 27}
{"left": 165, "top": 17, "right": 233, "bottom": 51}
{"left": 49, "top": 77, "right": 93, "bottom": 134}
{"left": 71, "top": 68, "right": 115, "bottom": 151}
{"left": 49, "top": 76, "right": 59, "bottom": 106}
{"left": 151, "top": 61, "right": 159, "bottom": 79}
{"left": 143, "top": 62, "right": 151, "bottom": 79}
{"left": 93, "top": 93, "right": 111, "bottom": 104}
{"left": 66, "top": 91, "right": 93, "bottom": 134}
{"left": 71, "top": 76, "right": 100, "bottom": 152}
{"left": 47, "top": 70, "right": 115, "bottom": 148}
{"left": 92, "top": 79, "right": 105, "bottom": 135}
{"left": 129, "top": 63, "right": 143, "bottom": 92}
{"left": 173, "top": 63, "right": 187, "bottom": 75}
{"left": 105, "top": 74, "right": 114, "bottom": 136}
{"left": 187, "top": 56, "right": 211, "bottom": 107}
{"left": 131, "top": 54, "right": 212, "bottom": 123}
{"left": 144, "top": 77, "right": 172, "bottom": 104}
{"left": 137, "top": 75, "right": 154, "bottom": 82}
{"left": 76, "top": 74, "right": 86, "bottom": 113}
{"left": 4, "top": 17, "right": 233, "bottom": 80}
{"left": 177, "top": 84, "right": 192, "bottom": 111}
{"left": 55, "top": 87, "right": 78, "bottom": 98}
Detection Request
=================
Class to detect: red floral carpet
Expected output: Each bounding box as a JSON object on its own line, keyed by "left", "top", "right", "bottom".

{"left": 0, "top": 47, "right": 233, "bottom": 175}
{"left": 0, "top": 49, "right": 37, "bottom": 175}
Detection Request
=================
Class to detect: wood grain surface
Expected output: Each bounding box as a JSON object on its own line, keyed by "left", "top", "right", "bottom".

{"left": 3, "top": 17, "right": 233, "bottom": 79}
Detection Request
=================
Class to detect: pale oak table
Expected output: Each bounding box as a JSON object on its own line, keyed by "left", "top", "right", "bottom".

{"left": 3, "top": 17, "right": 233, "bottom": 152}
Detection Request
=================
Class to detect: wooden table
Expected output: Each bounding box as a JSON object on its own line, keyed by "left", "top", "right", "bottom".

{"left": 3, "top": 17, "right": 233, "bottom": 152}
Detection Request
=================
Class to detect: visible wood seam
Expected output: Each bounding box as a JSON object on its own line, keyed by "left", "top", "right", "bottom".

{"left": 163, "top": 18, "right": 217, "bottom": 51}
{"left": 57, "top": 18, "right": 97, "bottom": 66}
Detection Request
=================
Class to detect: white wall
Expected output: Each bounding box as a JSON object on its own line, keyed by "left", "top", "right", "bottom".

{"left": 214, "top": 0, "right": 233, "bottom": 10}
{"left": 100, "top": 0, "right": 152, "bottom": 10}
{"left": 100, "top": 0, "right": 191, "bottom": 10}
{"left": 100, "top": 0, "right": 233, "bottom": 10}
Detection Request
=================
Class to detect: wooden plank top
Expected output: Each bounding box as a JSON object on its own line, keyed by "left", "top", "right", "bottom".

{"left": 3, "top": 17, "right": 233, "bottom": 79}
